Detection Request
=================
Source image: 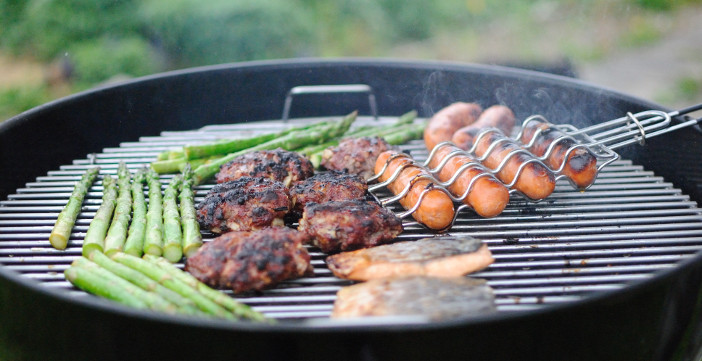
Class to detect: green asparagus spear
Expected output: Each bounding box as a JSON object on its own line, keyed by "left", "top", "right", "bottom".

{"left": 381, "top": 121, "right": 427, "bottom": 145}
{"left": 155, "top": 149, "right": 185, "bottom": 161}
{"left": 182, "top": 120, "right": 330, "bottom": 161}
{"left": 82, "top": 175, "right": 118, "bottom": 257}
{"left": 104, "top": 162, "right": 132, "bottom": 256}
{"left": 49, "top": 166, "right": 100, "bottom": 250}
{"left": 65, "top": 259, "right": 148, "bottom": 309}
{"left": 110, "top": 252, "right": 234, "bottom": 318}
{"left": 307, "top": 112, "right": 422, "bottom": 169}
{"left": 151, "top": 154, "right": 228, "bottom": 174}
{"left": 192, "top": 111, "right": 357, "bottom": 184}
{"left": 66, "top": 257, "right": 178, "bottom": 313}
{"left": 162, "top": 175, "right": 183, "bottom": 262}
{"left": 179, "top": 165, "right": 202, "bottom": 257}
{"left": 143, "top": 170, "right": 164, "bottom": 256}
{"left": 124, "top": 168, "right": 147, "bottom": 257}
{"left": 293, "top": 111, "right": 417, "bottom": 156}
{"left": 178, "top": 155, "right": 220, "bottom": 173}
{"left": 309, "top": 152, "right": 325, "bottom": 170}
{"left": 183, "top": 133, "right": 278, "bottom": 161}
{"left": 144, "top": 255, "right": 268, "bottom": 322}
{"left": 88, "top": 251, "right": 203, "bottom": 315}
{"left": 150, "top": 157, "right": 185, "bottom": 174}
{"left": 150, "top": 121, "right": 333, "bottom": 174}
{"left": 395, "top": 109, "right": 419, "bottom": 125}
{"left": 156, "top": 150, "right": 170, "bottom": 161}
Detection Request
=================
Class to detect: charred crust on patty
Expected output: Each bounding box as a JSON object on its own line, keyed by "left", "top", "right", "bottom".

{"left": 215, "top": 148, "right": 314, "bottom": 186}
{"left": 196, "top": 176, "right": 290, "bottom": 233}
{"left": 185, "top": 227, "right": 313, "bottom": 294}
{"left": 298, "top": 199, "right": 403, "bottom": 253}
{"left": 289, "top": 170, "right": 368, "bottom": 215}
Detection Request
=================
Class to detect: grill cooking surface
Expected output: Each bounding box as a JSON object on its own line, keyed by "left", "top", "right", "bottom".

{"left": 2, "top": 116, "right": 702, "bottom": 322}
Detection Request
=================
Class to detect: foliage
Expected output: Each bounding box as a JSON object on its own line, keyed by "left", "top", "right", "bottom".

{"left": 632, "top": 0, "right": 702, "bottom": 10}
{"left": 1, "top": 0, "right": 141, "bottom": 61}
{"left": 139, "top": 0, "right": 316, "bottom": 66}
{"left": 0, "top": 85, "right": 51, "bottom": 121}
{"left": 69, "top": 37, "right": 160, "bottom": 89}
{"left": 297, "top": 0, "right": 387, "bottom": 56}
{"left": 0, "top": 0, "right": 25, "bottom": 37}
{"left": 377, "top": 0, "right": 472, "bottom": 41}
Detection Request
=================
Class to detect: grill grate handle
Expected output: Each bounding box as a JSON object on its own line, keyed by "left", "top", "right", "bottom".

{"left": 281, "top": 84, "right": 378, "bottom": 122}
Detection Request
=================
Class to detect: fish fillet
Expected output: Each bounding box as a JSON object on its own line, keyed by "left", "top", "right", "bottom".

{"left": 326, "top": 235, "right": 493, "bottom": 280}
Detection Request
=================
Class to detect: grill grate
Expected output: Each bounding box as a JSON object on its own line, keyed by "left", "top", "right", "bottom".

{"left": 2, "top": 116, "right": 702, "bottom": 321}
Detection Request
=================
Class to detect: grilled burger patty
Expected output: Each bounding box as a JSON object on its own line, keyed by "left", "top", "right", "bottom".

{"left": 216, "top": 148, "right": 314, "bottom": 187}
{"left": 331, "top": 276, "right": 496, "bottom": 320}
{"left": 298, "top": 199, "right": 403, "bottom": 253}
{"left": 185, "top": 227, "right": 313, "bottom": 294}
{"left": 326, "top": 235, "right": 494, "bottom": 280}
{"left": 196, "top": 177, "right": 290, "bottom": 233}
{"left": 289, "top": 170, "right": 368, "bottom": 214}
{"left": 321, "top": 136, "right": 395, "bottom": 179}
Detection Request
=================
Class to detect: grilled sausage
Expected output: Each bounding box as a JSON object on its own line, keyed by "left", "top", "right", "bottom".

{"left": 474, "top": 105, "right": 517, "bottom": 136}
{"left": 424, "top": 102, "right": 482, "bottom": 151}
{"left": 520, "top": 118, "right": 598, "bottom": 190}
{"left": 450, "top": 105, "right": 517, "bottom": 149}
{"left": 452, "top": 127, "right": 556, "bottom": 200}
{"left": 427, "top": 143, "right": 509, "bottom": 218}
{"left": 375, "top": 150, "right": 455, "bottom": 231}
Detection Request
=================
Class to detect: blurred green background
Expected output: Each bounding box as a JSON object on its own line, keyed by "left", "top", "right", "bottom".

{"left": 1, "top": 0, "right": 701, "bottom": 121}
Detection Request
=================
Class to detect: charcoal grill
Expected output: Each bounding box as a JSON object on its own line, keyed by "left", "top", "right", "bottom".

{"left": 1, "top": 59, "right": 702, "bottom": 361}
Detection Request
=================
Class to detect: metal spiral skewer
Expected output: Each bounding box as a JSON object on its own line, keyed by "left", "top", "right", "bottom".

{"left": 369, "top": 103, "right": 702, "bottom": 232}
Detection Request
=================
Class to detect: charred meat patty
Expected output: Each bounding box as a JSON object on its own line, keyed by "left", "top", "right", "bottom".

{"left": 331, "top": 276, "right": 496, "bottom": 321}
{"left": 298, "top": 200, "right": 403, "bottom": 253}
{"left": 289, "top": 171, "right": 368, "bottom": 214}
{"left": 196, "top": 177, "right": 290, "bottom": 233}
{"left": 216, "top": 148, "right": 314, "bottom": 187}
{"left": 321, "top": 137, "right": 395, "bottom": 179}
{"left": 185, "top": 227, "right": 313, "bottom": 294}
{"left": 326, "top": 235, "right": 494, "bottom": 281}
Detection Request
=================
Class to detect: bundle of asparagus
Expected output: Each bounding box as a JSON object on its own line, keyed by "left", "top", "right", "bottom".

{"left": 65, "top": 252, "right": 267, "bottom": 321}
{"left": 150, "top": 110, "right": 425, "bottom": 185}
{"left": 79, "top": 163, "right": 199, "bottom": 261}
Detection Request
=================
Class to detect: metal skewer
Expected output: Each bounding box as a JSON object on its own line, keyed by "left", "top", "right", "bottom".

{"left": 369, "top": 103, "right": 702, "bottom": 232}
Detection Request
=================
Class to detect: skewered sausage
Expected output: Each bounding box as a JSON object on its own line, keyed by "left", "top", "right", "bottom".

{"left": 473, "top": 105, "right": 517, "bottom": 136}
{"left": 452, "top": 127, "right": 556, "bottom": 200}
{"left": 427, "top": 143, "right": 509, "bottom": 218}
{"left": 424, "top": 102, "right": 482, "bottom": 151}
{"left": 374, "top": 150, "right": 455, "bottom": 231}
{"left": 449, "top": 105, "right": 517, "bottom": 149}
{"left": 519, "top": 118, "right": 598, "bottom": 189}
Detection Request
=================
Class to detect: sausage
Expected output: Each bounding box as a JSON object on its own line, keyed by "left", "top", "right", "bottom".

{"left": 427, "top": 143, "right": 510, "bottom": 218}
{"left": 375, "top": 150, "right": 455, "bottom": 231}
{"left": 450, "top": 105, "right": 517, "bottom": 151}
{"left": 424, "top": 102, "right": 482, "bottom": 151}
{"left": 520, "top": 118, "right": 598, "bottom": 190}
{"left": 451, "top": 127, "right": 556, "bottom": 200}
{"left": 474, "top": 105, "right": 517, "bottom": 136}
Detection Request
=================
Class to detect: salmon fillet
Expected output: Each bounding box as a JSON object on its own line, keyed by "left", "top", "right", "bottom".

{"left": 326, "top": 235, "right": 493, "bottom": 280}
{"left": 331, "top": 276, "right": 496, "bottom": 321}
